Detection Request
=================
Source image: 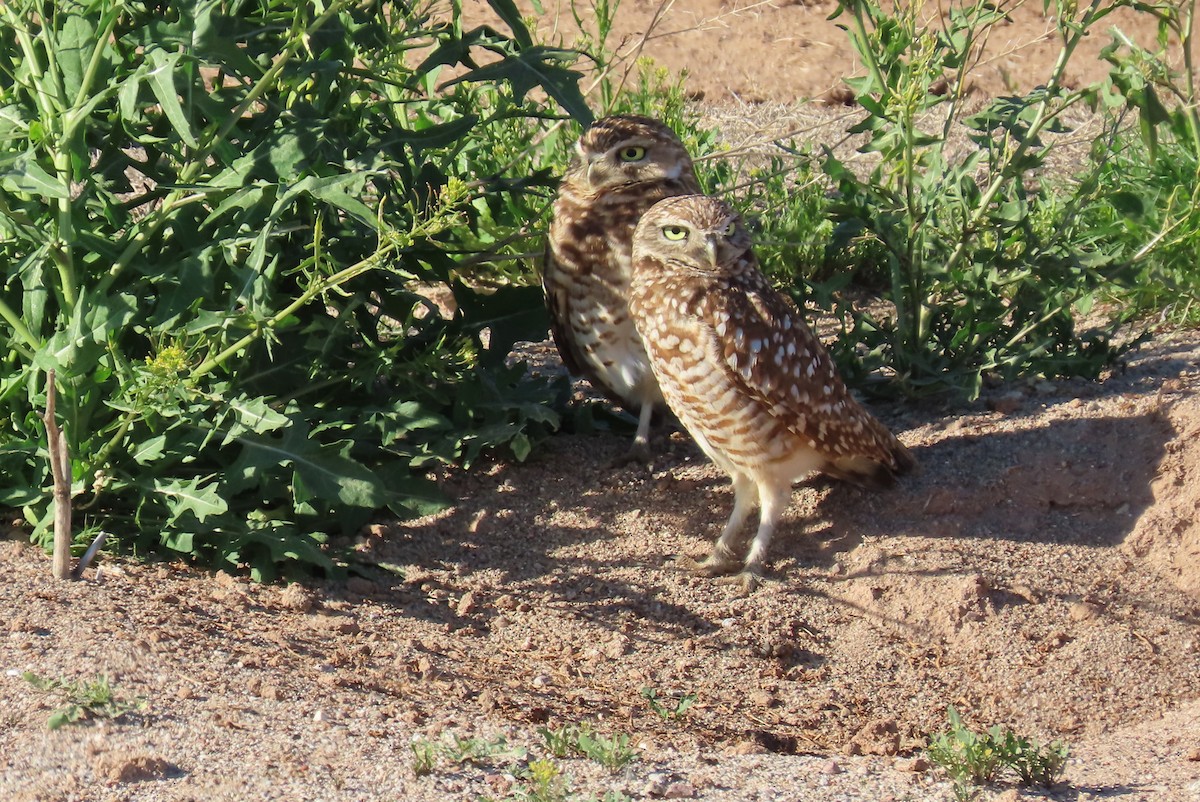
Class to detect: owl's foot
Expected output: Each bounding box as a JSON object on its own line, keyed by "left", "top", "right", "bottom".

{"left": 677, "top": 545, "right": 742, "bottom": 577}
{"left": 714, "top": 567, "right": 766, "bottom": 596}
{"left": 606, "top": 439, "right": 652, "bottom": 468}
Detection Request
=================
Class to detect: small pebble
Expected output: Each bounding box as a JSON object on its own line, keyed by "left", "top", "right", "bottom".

{"left": 643, "top": 771, "right": 670, "bottom": 796}
{"left": 663, "top": 781, "right": 696, "bottom": 799}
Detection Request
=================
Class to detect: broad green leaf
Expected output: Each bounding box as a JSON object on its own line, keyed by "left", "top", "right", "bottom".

{"left": 0, "top": 152, "right": 70, "bottom": 200}
{"left": 55, "top": 8, "right": 97, "bottom": 104}
{"left": 272, "top": 174, "right": 376, "bottom": 229}
{"left": 224, "top": 396, "right": 289, "bottom": 438}
{"left": 152, "top": 477, "right": 228, "bottom": 524}
{"left": 131, "top": 435, "right": 167, "bottom": 465}
{"left": 486, "top": 0, "right": 534, "bottom": 48}
{"left": 226, "top": 422, "right": 389, "bottom": 508}
{"left": 445, "top": 47, "right": 592, "bottom": 126}
{"left": 146, "top": 48, "right": 198, "bottom": 148}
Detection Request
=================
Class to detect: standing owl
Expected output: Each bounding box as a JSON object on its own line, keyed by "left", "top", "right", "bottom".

{"left": 629, "top": 195, "right": 915, "bottom": 592}
{"left": 543, "top": 115, "right": 702, "bottom": 462}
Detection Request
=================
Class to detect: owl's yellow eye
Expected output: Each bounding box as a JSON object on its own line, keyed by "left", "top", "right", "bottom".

{"left": 723, "top": 221, "right": 737, "bottom": 236}
{"left": 618, "top": 146, "right": 647, "bottom": 162}
{"left": 662, "top": 225, "right": 688, "bottom": 241}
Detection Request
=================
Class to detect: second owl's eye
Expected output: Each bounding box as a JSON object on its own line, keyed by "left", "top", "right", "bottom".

{"left": 618, "top": 146, "right": 647, "bottom": 162}
{"left": 723, "top": 221, "right": 737, "bottom": 236}
{"left": 662, "top": 225, "right": 688, "bottom": 241}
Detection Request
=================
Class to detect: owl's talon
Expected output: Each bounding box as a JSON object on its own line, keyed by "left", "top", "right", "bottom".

{"left": 677, "top": 550, "right": 741, "bottom": 577}
{"left": 606, "top": 440, "right": 652, "bottom": 468}
{"left": 715, "top": 569, "right": 765, "bottom": 595}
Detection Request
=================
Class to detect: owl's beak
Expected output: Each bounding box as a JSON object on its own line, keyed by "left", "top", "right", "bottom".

{"left": 703, "top": 235, "right": 719, "bottom": 270}
{"left": 585, "top": 155, "right": 603, "bottom": 189}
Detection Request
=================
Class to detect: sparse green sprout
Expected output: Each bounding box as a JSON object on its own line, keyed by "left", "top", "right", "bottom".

{"left": 537, "top": 723, "right": 638, "bottom": 772}
{"left": 410, "top": 738, "right": 439, "bottom": 777}
{"left": 574, "top": 728, "right": 637, "bottom": 772}
{"left": 21, "top": 672, "right": 144, "bottom": 730}
{"left": 997, "top": 730, "right": 1070, "bottom": 787}
{"left": 410, "top": 732, "right": 524, "bottom": 777}
{"left": 640, "top": 686, "right": 697, "bottom": 721}
{"left": 538, "top": 724, "right": 579, "bottom": 758}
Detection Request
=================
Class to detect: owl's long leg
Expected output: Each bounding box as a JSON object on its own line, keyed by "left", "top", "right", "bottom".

{"left": 682, "top": 472, "right": 756, "bottom": 577}
{"left": 728, "top": 480, "right": 792, "bottom": 593}
{"left": 605, "top": 399, "right": 655, "bottom": 466}
{"left": 629, "top": 400, "right": 655, "bottom": 463}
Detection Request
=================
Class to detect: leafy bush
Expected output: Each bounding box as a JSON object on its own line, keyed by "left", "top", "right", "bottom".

{"left": 0, "top": 0, "right": 588, "bottom": 579}
{"left": 808, "top": 0, "right": 1136, "bottom": 399}
{"left": 1087, "top": 0, "right": 1200, "bottom": 325}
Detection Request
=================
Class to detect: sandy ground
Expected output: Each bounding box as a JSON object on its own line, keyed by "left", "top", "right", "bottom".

{"left": 2, "top": 330, "right": 1199, "bottom": 800}
{"left": 4, "top": 2, "right": 1200, "bottom": 800}
{"left": 463, "top": 0, "right": 1200, "bottom": 104}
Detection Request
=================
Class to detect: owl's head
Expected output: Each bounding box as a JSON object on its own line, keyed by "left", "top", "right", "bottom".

{"left": 567, "top": 115, "right": 695, "bottom": 193}
{"left": 632, "top": 195, "right": 753, "bottom": 275}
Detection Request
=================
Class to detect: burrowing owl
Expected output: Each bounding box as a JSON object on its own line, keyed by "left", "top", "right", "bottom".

{"left": 629, "top": 195, "right": 914, "bottom": 592}
{"left": 543, "top": 115, "right": 702, "bottom": 462}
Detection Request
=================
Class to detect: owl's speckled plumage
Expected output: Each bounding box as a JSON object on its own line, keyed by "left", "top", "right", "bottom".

{"left": 629, "top": 195, "right": 914, "bottom": 591}
{"left": 543, "top": 115, "right": 702, "bottom": 461}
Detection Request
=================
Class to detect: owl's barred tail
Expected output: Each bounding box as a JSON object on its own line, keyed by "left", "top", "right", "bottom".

{"left": 824, "top": 438, "right": 916, "bottom": 491}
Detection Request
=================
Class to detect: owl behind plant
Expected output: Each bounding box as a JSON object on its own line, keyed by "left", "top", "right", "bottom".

{"left": 543, "top": 115, "right": 702, "bottom": 462}
{"left": 629, "top": 195, "right": 914, "bottom": 592}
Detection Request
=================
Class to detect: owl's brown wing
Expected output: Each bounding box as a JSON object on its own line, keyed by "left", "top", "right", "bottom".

{"left": 541, "top": 238, "right": 590, "bottom": 380}
{"left": 711, "top": 270, "right": 914, "bottom": 483}
{"left": 541, "top": 238, "right": 639, "bottom": 412}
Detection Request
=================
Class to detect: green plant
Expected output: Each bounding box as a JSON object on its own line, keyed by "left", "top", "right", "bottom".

{"left": 539, "top": 723, "right": 578, "bottom": 759}
{"left": 512, "top": 758, "right": 570, "bottom": 802}
{"left": 928, "top": 706, "right": 1069, "bottom": 800}
{"left": 576, "top": 728, "right": 636, "bottom": 771}
{"left": 997, "top": 729, "right": 1070, "bottom": 787}
{"left": 928, "top": 706, "right": 1005, "bottom": 799}
{"left": 812, "top": 0, "right": 1130, "bottom": 399}
{"left": 410, "top": 738, "right": 440, "bottom": 777}
{"left": 1086, "top": 0, "right": 1200, "bottom": 325}
{"left": 538, "top": 723, "right": 638, "bottom": 771}
{"left": 640, "top": 686, "right": 697, "bottom": 721}
{"left": 410, "top": 732, "right": 525, "bottom": 776}
{"left": 0, "top": 0, "right": 592, "bottom": 579}
{"left": 22, "top": 671, "right": 145, "bottom": 730}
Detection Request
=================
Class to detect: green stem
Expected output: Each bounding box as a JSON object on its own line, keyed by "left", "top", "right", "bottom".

{"left": 50, "top": 150, "right": 78, "bottom": 310}
{"left": 941, "top": 0, "right": 1103, "bottom": 279}
{"left": 1178, "top": 0, "right": 1200, "bottom": 157}
{"left": 0, "top": 296, "right": 40, "bottom": 351}
{"left": 87, "top": 408, "right": 138, "bottom": 477}
{"left": 190, "top": 248, "right": 394, "bottom": 381}
{"left": 3, "top": 10, "right": 60, "bottom": 123}
{"left": 846, "top": 0, "right": 920, "bottom": 348}
{"left": 847, "top": 1, "right": 888, "bottom": 101}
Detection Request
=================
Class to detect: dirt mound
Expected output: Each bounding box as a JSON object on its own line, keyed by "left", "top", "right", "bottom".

{"left": 1124, "top": 392, "right": 1200, "bottom": 600}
